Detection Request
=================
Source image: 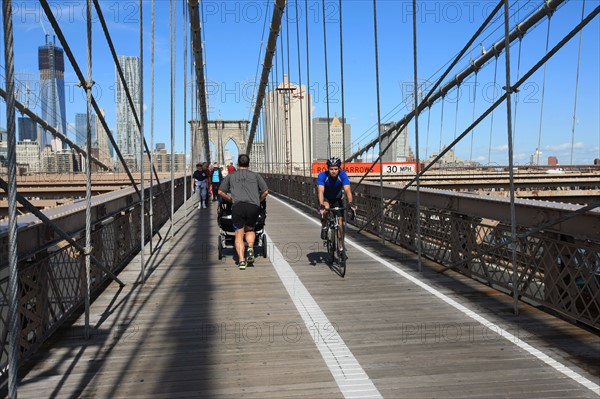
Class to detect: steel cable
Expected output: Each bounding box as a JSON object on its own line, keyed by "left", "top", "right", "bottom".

{"left": 3, "top": 1, "right": 20, "bottom": 396}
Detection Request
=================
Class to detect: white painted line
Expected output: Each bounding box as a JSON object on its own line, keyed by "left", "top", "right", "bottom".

{"left": 265, "top": 231, "right": 382, "bottom": 399}
{"left": 271, "top": 195, "right": 600, "bottom": 396}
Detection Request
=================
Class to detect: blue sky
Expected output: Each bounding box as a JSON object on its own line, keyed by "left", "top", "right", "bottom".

{"left": 2, "top": 0, "right": 599, "bottom": 166}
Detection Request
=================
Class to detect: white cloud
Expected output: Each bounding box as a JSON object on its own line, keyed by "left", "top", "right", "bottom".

{"left": 544, "top": 142, "right": 585, "bottom": 151}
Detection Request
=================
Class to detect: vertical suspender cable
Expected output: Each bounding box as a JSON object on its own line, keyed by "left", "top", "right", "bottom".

{"left": 511, "top": 38, "right": 522, "bottom": 147}
{"left": 372, "top": 0, "right": 384, "bottom": 240}
{"left": 295, "top": 0, "right": 306, "bottom": 176}
{"left": 339, "top": 0, "right": 347, "bottom": 167}
{"left": 453, "top": 84, "right": 460, "bottom": 141}
{"left": 183, "top": 2, "right": 188, "bottom": 216}
{"left": 285, "top": 2, "right": 294, "bottom": 173}
{"left": 502, "top": 0, "right": 519, "bottom": 315}
{"left": 170, "top": 0, "right": 175, "bottom": 237}
{"left": 150, "top": 0, "right": 155, "bottom": 250}
{"left": 469, "top": 72, "right": 478, "bottom": 161}
{"left": 424, "top": 105, "right": 431, "bottom": 159}
{"left": 279, "top": 30, "right": 288, "bottom": 173}
{"left": 305, "top": 0, "right": 312, "bottom": 168}
{"left": 488, "top": 55, "right": 498, "bottom": 164}
{"left": 439, "top": 96, "right": 445, "bottom": 154}
{"left": 139, "top": 0, "right": 146, "bottom": 283}
{"left": 3, "top": 1, "right": 19, "bottom": 396}
{"left": 570, "top": 0, "right": 585, "bottom": 164}
{"left": 277, "top": 51, "right": 283, "bottom": 174}
{"left": 536, "top": 17, "right": 552, "bottom": 165}
{"left": 322, "top": 0, "right": 332, "bottom": 157}
{"left": 84, "top": 0, "right": 93, "bottom": 338}
{"left": 412, "top": 0, "right": 422, "bottom": 272}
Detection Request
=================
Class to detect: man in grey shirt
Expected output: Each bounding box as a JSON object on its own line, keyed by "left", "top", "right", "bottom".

{"left": 218, "top": 154, "right": 269, "bottom": 270}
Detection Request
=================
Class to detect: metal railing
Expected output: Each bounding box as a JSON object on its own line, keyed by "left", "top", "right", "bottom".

{"left": 0, "top": 177, "right": 188, "bottom": 382}
{"left": 264, "top": 174, "right": 600, "bottom": 330}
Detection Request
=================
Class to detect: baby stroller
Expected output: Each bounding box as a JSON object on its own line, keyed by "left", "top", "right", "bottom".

{"left": 217, "top": 201, "right": 268, "bottom": 260}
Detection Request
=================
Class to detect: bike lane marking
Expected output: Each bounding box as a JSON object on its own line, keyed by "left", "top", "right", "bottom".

{"left": 264, "top": 233, "right": 383, "bottom": 398}
{"left": 271, "top": 195, "right": 600, "bottom": 396}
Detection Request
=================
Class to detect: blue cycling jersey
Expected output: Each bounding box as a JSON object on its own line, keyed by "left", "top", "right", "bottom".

{"left": 317, "top": 170, "right": 351, "bottom": 200}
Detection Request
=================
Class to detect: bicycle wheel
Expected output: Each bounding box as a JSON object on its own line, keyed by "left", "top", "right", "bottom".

{"left": 327, "top": 226, "right": 336, "bottom": 261}
{"left": 337, "top": 225, "right": 346, "bottom": 277}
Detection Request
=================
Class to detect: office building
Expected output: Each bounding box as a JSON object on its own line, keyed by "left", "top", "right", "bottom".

{"left": 312, "top": 114, "right": 351, "bottom": 161}
{"left": 380, "top": 122, "right": 410, "bottom": 162}
{"left": 262, "top": 75, "right": 311, "bottom": 173}
{"left": 116, "top": 55, "right": 141, "bottom": 171}
{"left": 38, "top": 38, "right": 67, "bottom": 151}
{"left": 18, "top": 117, "right": 37, "bottom": 142}
{"left": 75, "top": 112, "right": 97, "bottom": 148}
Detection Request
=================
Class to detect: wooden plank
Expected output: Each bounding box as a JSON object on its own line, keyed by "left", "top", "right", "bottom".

{"left": 13, "top": 196, "right": 600, "bottom": 398}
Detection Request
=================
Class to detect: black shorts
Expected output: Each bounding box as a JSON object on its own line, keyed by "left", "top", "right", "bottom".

{"left": 324, "top": 198, "right": 344, "bottom": 217}
{"left": 232, "top": 202, "right": 261, "bottom": 230}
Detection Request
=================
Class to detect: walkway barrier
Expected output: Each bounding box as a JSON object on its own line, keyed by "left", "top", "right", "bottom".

{"left": 0, "top": 177, "right": 188, "bottom": 382}
{"left": 264, "top": 173, "right": 600, "bottom": 331}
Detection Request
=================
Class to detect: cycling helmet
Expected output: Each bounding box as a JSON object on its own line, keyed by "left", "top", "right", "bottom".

{"left": 326, "top": 157, "right": 342, "bottom": 167}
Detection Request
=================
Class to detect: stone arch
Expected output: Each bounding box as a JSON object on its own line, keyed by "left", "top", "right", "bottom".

{"left": 191, "top": 120, "right": 248, "bottom": 165}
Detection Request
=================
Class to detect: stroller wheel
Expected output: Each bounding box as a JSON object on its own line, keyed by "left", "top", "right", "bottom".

{"left": 217, "top": 237, "right": 223, "bottom": 260}
{"left": 262, "top": 234, "right": 268, "bottom": 258}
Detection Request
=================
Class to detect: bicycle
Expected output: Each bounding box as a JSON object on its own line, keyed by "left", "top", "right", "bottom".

{"left": 322, "top": 206, "right": 349, "bottom": 277}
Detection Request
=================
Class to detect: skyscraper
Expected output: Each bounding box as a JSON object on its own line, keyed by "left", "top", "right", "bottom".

{"left": 95, "top": 108, "right": 111, "bottom": 167}
{"left": 262, "top": 75, "right": 311, "bottom": 173}
{"left": 312, "top": 114, "right": 351, "bottom": 161}
{"left": 18, "top": 117, "right": 37, "bottom": 142}
{"left": 116, "top": 55, "right": 141, "bottom": 170}
{"left": 75, "top": 112, "right": 97, "bottom": 148}
{"left": 380, "top": 122, "right": 410, "bottom": 162}
{"left": 38, "top": 38, "right": 67, "bottom": 152}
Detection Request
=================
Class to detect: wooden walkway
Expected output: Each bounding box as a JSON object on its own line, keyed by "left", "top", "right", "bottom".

{"left": 15, "top": 195, "right": 600, "bottom": 398}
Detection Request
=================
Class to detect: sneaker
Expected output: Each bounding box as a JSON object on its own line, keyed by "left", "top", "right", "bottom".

{"left": 247, "top": 248, "right": 255, "bottom": 265}
{"left": 202, "top": 203, "right": 207, "bottom": 208}
{"left": 198, "top": 203, "right": 202, "bottom": 209}
{"left": 320, "top": 227, "right": 328, "bottom": 240}
{"left": 238, "top": 261, "right": 247, "bottom": 270}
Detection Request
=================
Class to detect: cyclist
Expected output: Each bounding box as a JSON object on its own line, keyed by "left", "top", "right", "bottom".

{"left": 317, "top": 157, "right": 356, "bottom": 259}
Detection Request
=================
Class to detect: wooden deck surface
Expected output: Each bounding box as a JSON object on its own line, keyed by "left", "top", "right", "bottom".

{"left": 15, "top": 194, "right": 600, "bottom": 398}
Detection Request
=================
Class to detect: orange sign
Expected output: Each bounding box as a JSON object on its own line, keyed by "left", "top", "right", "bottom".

{"left": 312, "top": 162, "right": 418, "bottom": 175}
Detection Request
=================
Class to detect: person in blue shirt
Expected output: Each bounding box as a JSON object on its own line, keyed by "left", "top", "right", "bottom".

{"left": 211, "top": 163, "right": 224, "bottom": 201}
{"left": 317, "top": 157, "right": 356, "bottom": 257}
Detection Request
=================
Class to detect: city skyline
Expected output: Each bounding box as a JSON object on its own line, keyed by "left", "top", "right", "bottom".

{"left": 1, "top": 1, "right": 598, "bottom": 167}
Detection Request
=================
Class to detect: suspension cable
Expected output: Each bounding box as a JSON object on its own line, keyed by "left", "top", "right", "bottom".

{"left": 453, "top": 84, "right": 460, "bottom": 141}
{"left": 470, "top": 71, "right": 478, "bottom": 161}
{"left": 84, "top": 0, "right": 93, "bottom": 339}
{"left": 183, "top": 1, "right": 188, "bottom": 216}
{"left": 305, "top": 0, "right": 313, "bottom": 168}
{"left": 424, "top": 105, "right": 432, "bottom": 159}
{"left": 170, "top": 0, "right": 176, "bottom": 237}
{"left": 439, "top": 96, "right": 445, "bottom": 155}
{"left": 411, "top": 0, "right": 422, "bottom": 272}
{"left": 372, "top": 0, "right": 384, "bottom": 239}
{"left": 3, "top": 0, "right": 19, "bottom": 396}
{"left": 536, "top": 16, "right": 552, "bottom": 165}
{"left": 356, "top": 3, "right": 600, "bottom": 234}
{"left": 139, "top": 0, "right": 146, "bottom": 283}
{"left": 295, "top": 0, "right": 306, "bottom": 176}
{"left": 322, "top": 0, "right": 332, "bottom": 157}
{"left": 511, "top": 38, "right": 523, "bottom": 148}
{"left": 150, "top": 0, "right": 156, "bottom": 251}
{"left": 339, "top": 0, "right": 347, "bottom": 168}
{"left": 502, "top": 0, "right": 518, "bottom": 316}
{"left": 488, "top": 55, "right": 499, "bottom": 164}
{"left": 285, "top": 1, "right": 294, "bottom": 173}
{"left": 570, "top": 0, "right": 585, "bottom": 164}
